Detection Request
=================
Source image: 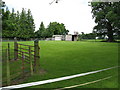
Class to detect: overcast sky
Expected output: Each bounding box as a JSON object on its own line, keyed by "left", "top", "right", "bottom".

{"left": 4, "top": 0, "right": 96, "bottom": 34}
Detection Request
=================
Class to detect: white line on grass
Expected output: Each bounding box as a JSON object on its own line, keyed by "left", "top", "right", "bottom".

{"left": 1, "top": 66, "right": 119, "bottom": 89}
{"left": 55, "top": 76, "right": 113, "bottom": 90}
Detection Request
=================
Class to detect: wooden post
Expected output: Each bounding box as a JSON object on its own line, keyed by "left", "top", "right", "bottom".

{"left": 29, "top": 46, "right": 33, "bottom": 75}
{"left": 34, "top": 39, "right": 40, "bottom": 73}
{"left": 8, "top": 43, "right": 10, "bottom": 61}
{"left": 14, "top": 37, "right": 18, "bottom": 60}
{"left": 20, "top": 45, "right": 22, "bottom": 60}
{"left": 22, "top": 52, "right": 25, "bottom": 76}
{"left": 6, "top": 49, "right": 10, "bottom": 85}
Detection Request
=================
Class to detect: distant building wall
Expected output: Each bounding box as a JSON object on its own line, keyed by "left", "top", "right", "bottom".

{"left": 65, "top": 35, "right": 72, "bottom": 41}
{"left": 55, "top": 36, "right": 62, "bottom": 41}
{"left": 53, "top": 35, "right": 63, "bottom": 41}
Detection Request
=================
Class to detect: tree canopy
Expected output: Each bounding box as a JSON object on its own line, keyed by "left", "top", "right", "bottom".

{"left": 2, "top": 5, "right": 35, "bottom": 39}
{"left": 35, "top": 22, "right": 69, "bottom": 39}
{"left": 35, "top": 22, "right": 46, "bottom": 38}
{"left": 90, "top": 2, "right": 120, "bottom": 42}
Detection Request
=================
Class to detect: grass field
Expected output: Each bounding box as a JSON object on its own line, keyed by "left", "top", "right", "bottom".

{"left": 2, "top": 40, "right": 119, "bottom": 88}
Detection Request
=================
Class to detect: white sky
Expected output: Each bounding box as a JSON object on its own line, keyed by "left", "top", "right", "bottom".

{"left": 4, "top": 0, "right": 96, "bottom": 34}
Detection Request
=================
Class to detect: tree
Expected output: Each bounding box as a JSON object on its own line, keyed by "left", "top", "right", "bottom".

{"left": 2, "top": 6, "right": 35, "bottom": 39}
{"left": 90, "top": 2, "right": 120, "bottom": 42}
{"left": 1, "top": 1, "right": 16, "bottom": 38}
{"left": 16, "top": 8, "right": 35, "bottom": 39}
{"left": 47, "top": 22, "right": 69, "bottom": 37}
{"left": 9, "top": 8, "right": 17, "bottom": 37}
{"left": 35, "top": 22, "right": 69, "bottom": 38}
{"left": 80, "top": 32, "right": 85, "bottom": 39}
{"left": 1, "top": 1, "right": 15, "bottom": 38}
{"left": 2, "top": 7, "right": 11, "bottom": 38}
{"left": 26, "top": 9, "right": 35, "bottom": 38}
{"left": 17, "top": 8, "right": 27, "bottom": 39}
{"left": 36, "top": 22, "right": 46, "bottom": 39}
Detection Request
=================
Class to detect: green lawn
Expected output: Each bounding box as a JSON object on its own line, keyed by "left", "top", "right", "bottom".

{"left": 2, "top": 41, "right": 119, "bottom": 88}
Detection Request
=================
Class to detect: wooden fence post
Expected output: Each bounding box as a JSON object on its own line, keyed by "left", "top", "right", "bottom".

{"left": 29, "top": 46, "right": 33, "bottom": 75}
{"left": 14, "top": 37, "right": 18, "bottom": 60}
{"left": 34, "top": 39, "right": 40, "bottom": 73}
{"left": 22, "top": 52, "right": 25, "bottom": 76}
{"left": 8, "top": 43, "right": 10, "bottom": 61}
{"left": 6, "top": 48, "right": 10, "bottom": 85}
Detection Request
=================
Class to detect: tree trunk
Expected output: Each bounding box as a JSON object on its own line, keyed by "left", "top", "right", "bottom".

{"left": 107, "top": 22, "right": 115, "bottom": 42}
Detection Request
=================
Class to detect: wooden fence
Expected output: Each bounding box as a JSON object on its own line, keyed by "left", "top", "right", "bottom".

{"left": 5, "top": 38, "right": 40, "bottom": 86}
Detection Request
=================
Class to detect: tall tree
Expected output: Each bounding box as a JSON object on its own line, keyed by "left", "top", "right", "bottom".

{"left": 90, "top": 2, "right": 120, "bottom": 42}
{"left": 15, "top": 10, "right": 20, "bottom": 37}
{"left": 17, "top": 8, "right": 35, "bottom": 39}
{"left": 26, "top": 9, "right": 35, "bottom": 38}
{"left": 1, "top": 1, "right": 35, "bottom": 39}
{"left": 9, "top": 8, "right": 17, "bottom": 37}
{"left": 2, "top": 7, "right": 11, "bottom": 38}
{"left": 17, "top": 8, "right": 27, "bottom": 39}
{"left": 36, "top": 22, "right": 46, "bottom": 38}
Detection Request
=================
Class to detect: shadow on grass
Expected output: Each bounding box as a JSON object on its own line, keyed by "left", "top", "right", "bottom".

{"left": 101, "top": 40, "right": 120, "bottom": 43}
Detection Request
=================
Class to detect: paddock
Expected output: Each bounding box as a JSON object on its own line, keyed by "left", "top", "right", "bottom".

{"left": 1, "top": 40, "right": 118, "bottom": 88}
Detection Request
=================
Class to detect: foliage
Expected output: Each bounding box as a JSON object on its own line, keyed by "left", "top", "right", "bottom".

{"left": 35, "top": 22, "right": 46, "bottom": 38}
{"left": 2, "top": 3, "right": 35, "bottom": 39}
{"left": 35, "top": 22, "right": 69, "bottom": 38}
{"left": 16, "top": 8, "right": 35, "bottom": 39}
{"left": 90, "top": 2, "right": 120, "bottom": 42}
{"left": 47, "top": 22, "right": 69, "bottom": 37}
{"left": 79, "top": 32, "right": 97, "bottom": 40}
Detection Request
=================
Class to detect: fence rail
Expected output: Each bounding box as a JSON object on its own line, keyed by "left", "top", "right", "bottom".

{"left": 18, "top": 43, "right": 34, "bottom": 47}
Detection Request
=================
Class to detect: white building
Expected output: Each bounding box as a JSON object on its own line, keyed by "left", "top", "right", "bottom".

{"left": 65, "top": 35, "right": 72, "bottom": 41}
{"left": 52, "top": 34, "right": 79, "bottom": 41}
{"left": 52, "top": 35, "right": 64, "bottom": 41}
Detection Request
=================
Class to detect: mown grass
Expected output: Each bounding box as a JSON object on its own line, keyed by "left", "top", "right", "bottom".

{"left": 2, "top": 40, "right": 119, "bottom": 88}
